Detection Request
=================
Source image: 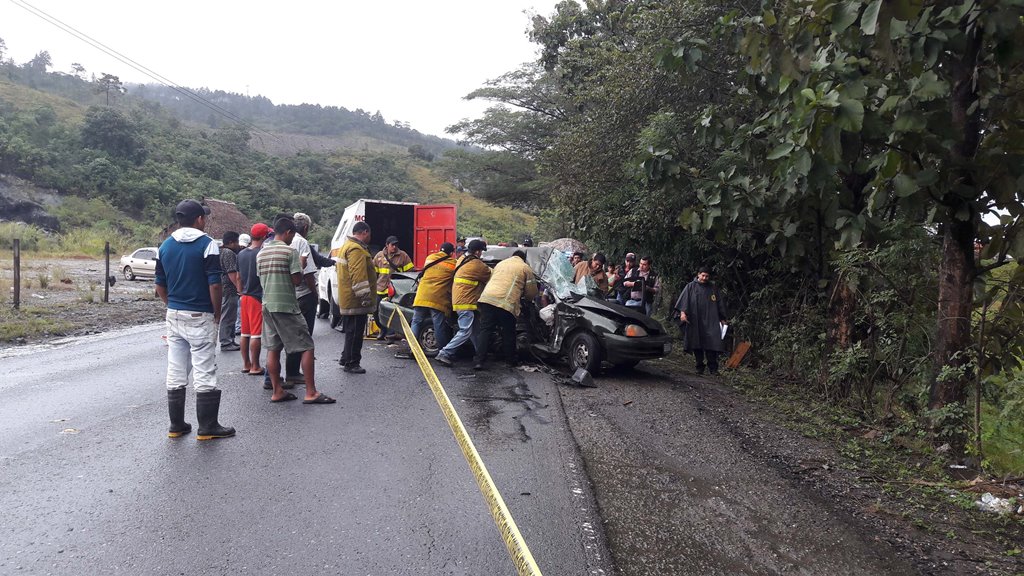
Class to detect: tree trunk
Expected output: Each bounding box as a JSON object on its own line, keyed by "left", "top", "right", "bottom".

{"left": 928, "top": 21, "right": 983, "bottom": 447}
{"left": 928, "top": 218, "right": 975, "bottom": 412}
{"left": 822, "top": 275, "right": 857, "bottom": 398}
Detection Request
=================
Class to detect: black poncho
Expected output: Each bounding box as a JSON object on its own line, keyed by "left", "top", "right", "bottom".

{"left": 673, "top": 280, "right": 727, "bottom": 352}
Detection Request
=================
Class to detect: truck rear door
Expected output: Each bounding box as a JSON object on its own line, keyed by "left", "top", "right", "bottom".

{"left": 413, "top": 204, "right": 457, "bottom": 268}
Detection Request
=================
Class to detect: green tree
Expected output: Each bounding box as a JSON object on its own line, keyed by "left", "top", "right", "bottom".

{"left": 80, "top": 106, "right": 146, "bottom": 164}
{"left": 27, "top": 50, "right": 51, "bottom": 73}
{"left": 646, "top": 0, "right": 1024, "bottom": 444}
{"left": 94, "top": 73, "right": 124, "bottom": 106}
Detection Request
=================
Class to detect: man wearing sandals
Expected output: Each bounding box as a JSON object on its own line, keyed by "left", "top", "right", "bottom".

{"left": 237, "top": 223, "right": 268, "bottom": 376}
{"left": 256, "top": 217, "right": 336, "bottom": 405}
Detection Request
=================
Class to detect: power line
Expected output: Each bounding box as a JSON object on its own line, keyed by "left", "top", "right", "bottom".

{"left": 8, "top": 0, "right": 279, "bottom": 140}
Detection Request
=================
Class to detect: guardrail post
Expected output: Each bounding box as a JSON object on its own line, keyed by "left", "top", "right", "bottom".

{"left": 13, "top": 238, "right": 20, "bottom": 309}
{"left": 104, "top": 242, "right": 110, "bottom": 303}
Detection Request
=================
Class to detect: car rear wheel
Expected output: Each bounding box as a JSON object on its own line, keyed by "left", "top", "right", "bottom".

{"left": 123, "top": 266, "right": 135, "bottom": 281}
{"left": 567, "top": 331, "right": 601, "bottom": 374}
{"left": 419, "top": 326, "right": 440, "bottom": 357}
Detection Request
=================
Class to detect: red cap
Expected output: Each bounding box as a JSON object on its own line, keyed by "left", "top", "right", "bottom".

{"left": 250, "top": 223, "right": 270, "bottom": 240}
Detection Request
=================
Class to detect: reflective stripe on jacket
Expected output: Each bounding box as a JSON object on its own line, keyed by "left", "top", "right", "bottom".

{"left": 336, "top": 237, "right": 377, "bottom": 315}
{"left": 478, "top": 256, "right": 537, "bottom": 317}
{"left": 451, "top": 255, "right": 492, "bottom": 311}
{"left": 373, "top": 249, "right": 413, "bottom": 295}
{"left": 412, "top": 251, "right": 456, "bottom": 312}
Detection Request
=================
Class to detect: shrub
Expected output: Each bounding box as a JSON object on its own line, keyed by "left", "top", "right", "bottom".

{"left": 0, "top": 222, "right": 55, "bottom": 251}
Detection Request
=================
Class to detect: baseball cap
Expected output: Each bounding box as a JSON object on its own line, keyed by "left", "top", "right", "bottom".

{"left": 439, "top": 242, "right": 455, "bottom": 255}
{"left": 385, "top": 235, "right": 399, "bottom": 245}
{"left": 238, "top": 234, "right": 251, "bottom": 247}
{"left": 174, "top": 199, "right": 210, "bottom": 221}
{"left": 468, "top": 239, "right": 487, "bottom": 252}
{"left": 250, "top": 223, "right": 270, "bottom": 240}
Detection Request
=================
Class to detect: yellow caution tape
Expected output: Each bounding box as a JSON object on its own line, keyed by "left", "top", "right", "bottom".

{"left": 391, "top": 308, "right": 543, "bottom": 576}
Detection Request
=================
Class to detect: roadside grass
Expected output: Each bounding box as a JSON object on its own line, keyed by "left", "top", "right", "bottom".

{"left": 983, "top": 403, "right": 1024, "bottom": 477}
{"left": 0, "top": 305, "right": 75, "bottom": 343}
{"left": 2, "top": 197, "right": 160, "bottom": 259}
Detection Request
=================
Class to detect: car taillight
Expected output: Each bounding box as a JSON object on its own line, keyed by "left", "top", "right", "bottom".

{"left": 624, "top": 324, "right": 648, "bottom": 337}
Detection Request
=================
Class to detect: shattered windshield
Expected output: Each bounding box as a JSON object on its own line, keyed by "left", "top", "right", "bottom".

{"left": 541, "top": 250, "right": 593, "bottom": 300}
{"left": 480, "top": 246, "right": 596, "bottom": 300}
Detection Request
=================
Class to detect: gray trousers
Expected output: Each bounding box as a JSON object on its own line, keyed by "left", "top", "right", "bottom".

{"left": 219, "top": 291, "right": 239, "bottom": 346}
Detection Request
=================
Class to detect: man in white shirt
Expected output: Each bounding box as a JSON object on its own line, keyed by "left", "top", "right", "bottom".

{"left": 282, "top": 212, "right": 320, "bottom": 387}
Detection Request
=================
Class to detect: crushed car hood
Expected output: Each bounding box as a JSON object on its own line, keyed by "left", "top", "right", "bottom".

{"left": 573, "top": 296, "right": 664, "bottom": 332}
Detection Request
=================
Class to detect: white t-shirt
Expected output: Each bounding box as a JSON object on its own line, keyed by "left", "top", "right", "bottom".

{"left": 290, "top": 233, "right": 317, "bottom": 298}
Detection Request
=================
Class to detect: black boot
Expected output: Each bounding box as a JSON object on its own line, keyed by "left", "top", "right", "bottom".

{"left": 196, "top": 390, "right": 235, "bottom": 441}
{"left": 167, "top": 388, "right": 192, "bottom": 438}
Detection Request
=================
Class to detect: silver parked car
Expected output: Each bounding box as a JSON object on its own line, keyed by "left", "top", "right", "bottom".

{"left": 120, "top": 247, "right": 158, "bottom": 280}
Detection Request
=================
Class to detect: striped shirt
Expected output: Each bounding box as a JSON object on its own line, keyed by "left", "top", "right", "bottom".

{"left": 256, "top": 240, "right": 301, "bottom": 314}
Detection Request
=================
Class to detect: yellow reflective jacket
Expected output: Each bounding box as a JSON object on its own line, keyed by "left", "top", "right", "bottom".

{"left": 478, "top": 255, "right": 538, "bottom": 317}
{"left": 451, "top": 255, "right": 492, "bottom": 311}
{"left": 336, "top": 237, "right": 377, "bottom": 315}
{"left": 412, "top": 251, "right": 456, "bottom": 312}
{"left": 373, "top": 248, "right": 413, "bottom": 295}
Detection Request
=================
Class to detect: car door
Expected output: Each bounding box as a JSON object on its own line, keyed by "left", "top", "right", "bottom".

{"left": 134, "top": 249, "right": 157, "bottom": 276}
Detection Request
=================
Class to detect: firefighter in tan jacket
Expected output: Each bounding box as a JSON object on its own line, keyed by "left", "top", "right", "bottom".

{"left": 372, "top": 235, "right": 413, "bottom": 339}
{"left": 408, "top": 242, "right": 457, "bottom": 352}
{"left": 474, "top": 249, "right": 538, "bottom": 370}
{"left": 435, "top": 240, "right": 491, "bottom": 367}
{"left": 336, "top": 221, "right": 377, "bottom": 373}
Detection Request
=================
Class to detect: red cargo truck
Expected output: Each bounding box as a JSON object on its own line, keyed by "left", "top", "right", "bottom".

{"left": 317, "top": 199, "right": 457, "bottom": 326}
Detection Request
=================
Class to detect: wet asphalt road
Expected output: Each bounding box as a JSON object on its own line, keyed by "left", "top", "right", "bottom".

{"left": 0, "top": 320, "right": 611, "bottom": 575}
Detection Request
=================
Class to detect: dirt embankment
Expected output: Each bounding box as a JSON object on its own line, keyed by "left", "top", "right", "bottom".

{"left": 0, "top": 257, "right": 163, "bottom": 346}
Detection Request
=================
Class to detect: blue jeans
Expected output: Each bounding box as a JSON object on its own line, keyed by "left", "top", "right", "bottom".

{"left": 411, "top": 307, "right": 452, "bottom": 349}
{"left": 438, "top": 310, "right": 481, "bottom": 359}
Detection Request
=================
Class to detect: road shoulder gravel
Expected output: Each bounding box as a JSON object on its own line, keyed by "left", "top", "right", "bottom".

{"left": 557, "top": 357, "right": 1023, "bottom": 575}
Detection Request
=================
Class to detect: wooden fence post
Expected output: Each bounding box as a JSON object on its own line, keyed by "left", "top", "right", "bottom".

{"left": 104, "top": 242, "right": 110, "bottom": 304}
{"left": 12, "top": 238, "right": 21, "bottom": 309}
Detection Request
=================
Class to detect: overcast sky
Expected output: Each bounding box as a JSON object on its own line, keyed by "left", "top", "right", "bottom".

{"left": 1, "top": 0, "right": 563, "bottom": 138}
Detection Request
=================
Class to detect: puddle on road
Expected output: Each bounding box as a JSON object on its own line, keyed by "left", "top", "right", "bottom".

{"left": 0, "top": 322, "right": 163, "bottom": 359}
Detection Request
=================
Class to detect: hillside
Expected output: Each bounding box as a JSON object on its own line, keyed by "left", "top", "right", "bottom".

{"left": 0, "top": 69, "right": 535, "bottom": 253}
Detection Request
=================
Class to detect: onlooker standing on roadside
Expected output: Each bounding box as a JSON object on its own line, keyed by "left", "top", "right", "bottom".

{"left": 615, "top": 254, "right": 637, "bottom": 305}
{"left": 624, "top": 256, "right": 662, "bottom": 316}
{"left": 234, "top": 234, "right": 251, "bottom": 336}
{"left": 436, "top": 240, "right": 491, "bottom": 368}
{"left": 155, "top": 199, "right": 234, "bottom": 440}
{"left": 573, "top": 252, "right": 609, "bottom": 295}
{"left": 237, "top": 223, "right": 268, "bottom": 376}
{"left": 605, "top": 263, "right": 620, "bottom": 299}
{"left": 219, "top": 231, "right": 242, "bottom": 352}
{"left": 257, "top": 218, "right": 335, "bottom": 404}
{"left": 372, "top": 235, "right": 413, "bottom": 340}
{"left": 475, "top": 250, "right": 538, "bottom": 370}
{"left": 285, "top": 213, "right": 319, "bottom": 387}
{"left": 673, "top": 267, "right": 728, "bottom": 375}
{"left": 336, "top": 221, "right": 377, "bottom": 373}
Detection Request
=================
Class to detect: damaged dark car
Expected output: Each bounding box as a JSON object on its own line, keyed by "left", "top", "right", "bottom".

{"left": 378, "top": 246, "right": 672, "bottom": 374}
